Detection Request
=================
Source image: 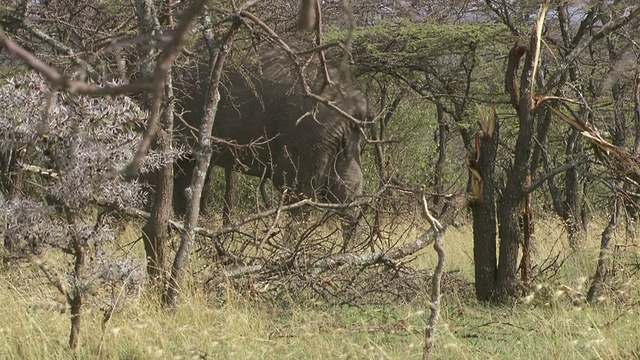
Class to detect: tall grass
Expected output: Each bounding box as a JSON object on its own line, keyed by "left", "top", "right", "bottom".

{"left": 1, "top": 216, "right": 639, "bottom": 359}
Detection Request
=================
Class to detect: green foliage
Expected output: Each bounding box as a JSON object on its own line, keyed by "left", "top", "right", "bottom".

{"left": 353, "top": 19, "right": 510, "bottom": 57}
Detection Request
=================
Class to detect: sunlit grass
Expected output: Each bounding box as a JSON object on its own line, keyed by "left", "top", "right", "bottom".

{"left": 1, "top": 215, "right": 639, "bottom": 359}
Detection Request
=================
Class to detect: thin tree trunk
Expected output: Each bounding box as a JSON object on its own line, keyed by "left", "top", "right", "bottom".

{"left": 520, "top": 175, "right": 534, "bottom": 289}
{"left": 142, "top": 127, "right": 173, "bottom": 283}
{"left": 223, "top": 167, "right": 234, "bottom": 226}
{"left": 564, "top": 129, "right": 585, "bottom": 248}
{"left": 69, "top": 220, "right": 85, "bottom": 349}
{"left": 433, "top": 103, "right": 446, "bottom": 206}
{"left": 587, "top": 200, "right": 619, "bottom": 302}
{"left": 136, "top": 0, "right": 174, "bottom": 284}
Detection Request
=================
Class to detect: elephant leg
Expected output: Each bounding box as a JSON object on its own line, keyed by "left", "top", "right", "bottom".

{"left": 259, "top": 177, "right": 271, "bottom": 209}
{"left": 173, "top": 157, "right": 195, "bottom": 217}
{"left": 200, "top": 162, "right": 218, "bottom": 214}
{"left": 223, "top": 167, "right": 235, "bottom": 226}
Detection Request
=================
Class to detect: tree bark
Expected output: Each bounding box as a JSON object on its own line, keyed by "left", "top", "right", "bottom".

{"left": 68, "top": 218, "right": 85, "bottom": 349}
{"left": 469, "top": 111, "right": 498, "bottom": 302}
{"left": 142, "top": 127, "right": 173, "bottom": 283}
{"left": 136, "top": 0, "right": 174, "bottom": 284}
{"left": 496, "top": 12, "right": 544, "bottom": 300}
{"left": 587, "top": 200, "right": 619, "bottom": 302}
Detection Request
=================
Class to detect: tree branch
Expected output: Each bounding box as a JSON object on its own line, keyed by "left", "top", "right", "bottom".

{"left": 524, "top": 157, "right": 590, "bottom": 194}
{"left": 0, "top": 28, "right": 152, "bottom": 95}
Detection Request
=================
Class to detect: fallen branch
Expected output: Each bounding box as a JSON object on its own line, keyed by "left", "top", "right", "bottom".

{"left": 204, "top": 194, "right": 467, "bottom": 282}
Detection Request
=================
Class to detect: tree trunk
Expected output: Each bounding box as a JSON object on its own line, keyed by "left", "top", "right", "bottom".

{"left": 164, "top": 19, "right": 240, "bottom": 307}
{"left": 520, "top": 175, "right": 534, "bottom": 289}
{"left": 142, "top": 127, "right": 173, "bottom": 284}
{"left": 136, "top": 0, "right": 174, "bottom": 285}
{"left": 495, "top": 25, "right": 542, "bottom": 301}
{"left": 469, "top": 111, "right": 499, "bottom": 302}
{"left": 564, "top": 129, "right": 585, "bottom": 248}
{"left": 69, "top": 220, "right": 86, "bottom": 349}
{"left": 433, "top": 103, "right": 447, "bottom": 206}
{"left": 587, "top": 199, "right": 619, "bottom": 302}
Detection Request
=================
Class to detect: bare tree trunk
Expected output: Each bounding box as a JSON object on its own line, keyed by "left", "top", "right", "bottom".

{"left": 520, "top": 175, "right": 534, "bottom": 289}
{"left": 628, "top": 71, "right": 640, "bottom": 242}
{"left": 142, "top": 127, "right": 173, "bottom": 283}
{"left": 420, "top": 191, "right": 445, "bottom": 360}
{"left": 297, "top": 0, "right": 317, "bottom": 31}
{"left": 495, "top": 9, "right": 546, "bottom": 300}
{"left": 164, "top": 19, "right": 240, "bottom": 307}
{"left": 564, "top": 129, "right": 585, "bottom": 248}
{"left": 68, "top": 218, "right": 85, "bottom": 349}
{"left": 469, "top": 110, "right": 498, "bottom": 302}
{"left": 368, "top": 87, "right": 404, "bottom": 251}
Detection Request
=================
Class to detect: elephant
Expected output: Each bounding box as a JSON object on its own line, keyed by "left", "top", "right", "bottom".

{"left": 173, "top": 45, "right": 370, "bottom": 226}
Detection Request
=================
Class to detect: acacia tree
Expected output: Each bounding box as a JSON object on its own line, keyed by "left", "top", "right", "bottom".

{"left": 0, "top": 73, "right": 148, "bottom": 348}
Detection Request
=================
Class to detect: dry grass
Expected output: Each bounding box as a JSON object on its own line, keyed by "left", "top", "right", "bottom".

{"left": 1, "top": 215, "right": 640, "bottom": 359}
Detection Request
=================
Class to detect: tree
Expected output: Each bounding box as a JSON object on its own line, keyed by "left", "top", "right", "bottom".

{"left": 0, "top": 72, "right": 148, "bottom": 348}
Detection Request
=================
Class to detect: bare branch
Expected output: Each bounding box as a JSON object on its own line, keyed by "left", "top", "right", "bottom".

{"left": 256, "top": 190, "right": 287, "bottom": 258}
{"left": 524, "top": 157, "right": 589, "bottom": 194}
{"left": 0, "top": 28, "right": 153, "bottom": 95}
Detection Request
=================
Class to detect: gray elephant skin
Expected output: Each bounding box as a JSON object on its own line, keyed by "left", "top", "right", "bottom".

{"left": 173, "top": 47, "right": 370, "bottom": 222}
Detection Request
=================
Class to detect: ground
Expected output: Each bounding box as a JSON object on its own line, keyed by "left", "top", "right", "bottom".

{"left": 1, "top": 217, "right": 639, "bottom": 359}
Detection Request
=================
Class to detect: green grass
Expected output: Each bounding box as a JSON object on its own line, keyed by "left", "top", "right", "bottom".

{"left": 1, "top": 217, "right": 639, "bottom": 359}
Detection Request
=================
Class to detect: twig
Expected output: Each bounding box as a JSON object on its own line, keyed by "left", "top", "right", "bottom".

{"left": 256, "top": 190, "right": 287, "bottom": 258}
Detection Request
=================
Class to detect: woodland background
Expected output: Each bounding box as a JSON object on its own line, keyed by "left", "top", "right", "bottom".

{"left": 1, "top": 0, "right": 640, "bottom": 358}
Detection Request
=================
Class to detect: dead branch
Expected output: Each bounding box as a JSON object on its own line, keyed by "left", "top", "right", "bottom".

{"left": 164, "top": 15, "right": 242, "bottom": 308}
{"left": 204, "top": 194, "right": 467, "bottom": 282}
{"left": 19, "top": 20, "right": 101, "bottom": 80}
{"left": 524, "top": 157, "right": 590, "bottom": 193}
{"left": 256, "top": 190, "right": 287, "bottom": 258}
{"left": 505, "top": 39, "right": 528, "bottom": 110}
{"left": 0, "top": 28, "right": 152, "bottom": 95}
